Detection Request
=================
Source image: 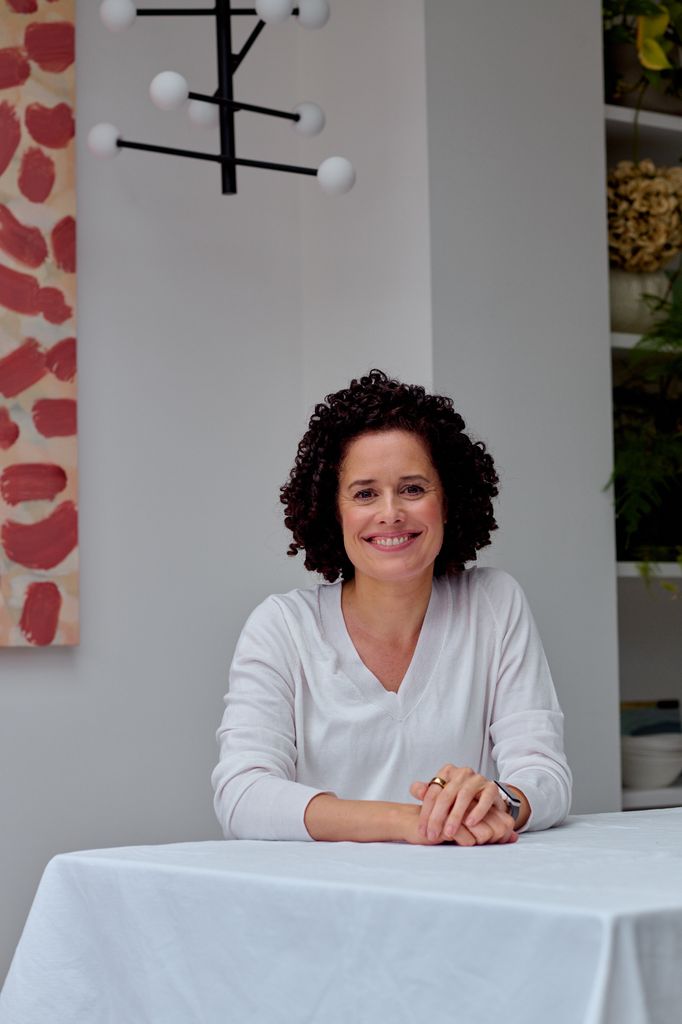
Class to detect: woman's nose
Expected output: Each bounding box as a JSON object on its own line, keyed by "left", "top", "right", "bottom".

{"left": 377, "top": 492, "right": 405, "bottom": 522}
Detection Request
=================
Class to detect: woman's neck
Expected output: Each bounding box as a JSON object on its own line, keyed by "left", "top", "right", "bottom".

{"left": 341, "top": 571, "right": 434, "bottom": 647}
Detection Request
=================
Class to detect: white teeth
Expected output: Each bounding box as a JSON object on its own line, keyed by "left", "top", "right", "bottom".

{"left": 371, "top": 535, "right": 411, "bottom": 547}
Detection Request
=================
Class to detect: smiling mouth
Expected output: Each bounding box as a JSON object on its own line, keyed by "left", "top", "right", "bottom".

{"left": 365, "top": 533, "right": 420, "bottom": 548}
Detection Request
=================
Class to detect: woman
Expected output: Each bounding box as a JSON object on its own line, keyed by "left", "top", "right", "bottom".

{"left": 212, "top": 370, "right": 571, "bottom": 845}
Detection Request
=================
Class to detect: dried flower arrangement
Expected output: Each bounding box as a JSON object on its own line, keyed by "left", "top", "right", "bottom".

{"left": 607, "top": 159, "right": 682, "bottom": 270}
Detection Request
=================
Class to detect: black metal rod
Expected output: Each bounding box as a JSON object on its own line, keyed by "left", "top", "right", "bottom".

{"left": 117, "top": 139, "right": 316, "bottom": 176}
{"left": 137, "top": 8, "right": 216, "bottom": 14}
{"left": 232, "top": 19, "right": 264, "bottom": 70}
{"left": 187, "top": 90, "right": 298, "bottom": 122}
{"left": 135, "top": 6, "right": 299, "bottom": 15}
{"left": 215, "top": 0, "right": 236, "bottom": 194}
{"left": 237, "top": 155, "right": 315, "bottom": 175}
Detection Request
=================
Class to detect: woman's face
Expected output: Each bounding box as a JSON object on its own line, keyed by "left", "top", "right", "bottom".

{"left": 337, "top": 429, "right": 445, "bottom": 586}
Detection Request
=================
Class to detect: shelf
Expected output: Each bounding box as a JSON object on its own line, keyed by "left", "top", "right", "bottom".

{"left": 611, "top": 332, "right": 639, "bottom": 349}
{"left": 622, "top": 781, "right": 682, "bottom": 811}
{"left": 617, "top": 562, "right": 682, "bottom": 578}
{"left": 605, "top": 103, "right": 682, "bottom": 147}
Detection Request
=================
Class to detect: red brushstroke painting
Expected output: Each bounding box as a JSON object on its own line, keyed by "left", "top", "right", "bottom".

{"left": 0, "top": 0, "right": 77, "bottom": 646}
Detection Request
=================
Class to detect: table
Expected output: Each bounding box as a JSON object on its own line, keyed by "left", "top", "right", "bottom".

{"left": 2, "top": 809, "right": 682, "bottom": 1024}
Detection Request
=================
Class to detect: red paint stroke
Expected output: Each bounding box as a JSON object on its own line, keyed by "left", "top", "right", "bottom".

{"left": 2, "top": 500, "right": 77, "bottom": 569}
{"left": 20, "top": 581, "right": 62, "bottom": 646}
{"left": 24, "top": 22, "right": 74, "bottom": 73}
{"left": 25, "top": 102, "right": 74, "bottom": 149}
{"left": 51, "top": 215, "right": 75, "bottom": 273}
{"left": 0, "top": 48, "right": 30, "bottom": 90}
{"left": 6, "top": 1, "right": 38, "bottom": 13}
{"left": 18, "top": 147, "right": 55, "bottom": 203}
{"left": 32, "top": 397, "right": 76, "bottom": 437}
{"left": 1, "top": 462, "right": 67, "bottom": 505}
{"left": 0, "top": 262, "right": 38, "bottom": 314}
{"left": 0, "top": 407, "right": 19, "bottom": 449}
{"left": 45, "top": 337, "right": 76, "bottom": 382}
{"left": 39, "top": 286, "right": 71, "bottom": 323}
{"left": 0, "top": 263, "right": 71, "bottom": 323}
{"left": 0, "top": 102, "right": 21, "bottom": 176}
{"left": 0, "top": 338, "right": 45, "bottom": 397}
{"left": 0, "top": 204, "right": 47, "bottom": 268}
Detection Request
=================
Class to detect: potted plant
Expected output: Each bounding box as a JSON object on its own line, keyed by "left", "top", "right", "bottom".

{"left": 608, "top": 270, "right": 682, "bottom": 593}
{"left": 604, "top": 0, "right": 682, "bottom": 114}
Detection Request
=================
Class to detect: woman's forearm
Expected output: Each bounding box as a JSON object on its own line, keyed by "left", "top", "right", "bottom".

{"left": 304, "top": 792, "right": 411, "bottom": 842}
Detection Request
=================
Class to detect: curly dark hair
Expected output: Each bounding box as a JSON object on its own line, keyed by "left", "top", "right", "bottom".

{"left": 280, "top": 369, "right": 499, "bottom": 582}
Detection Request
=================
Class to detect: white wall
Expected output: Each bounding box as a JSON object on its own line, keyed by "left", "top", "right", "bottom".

{"left": 425, "top": 0, "right": 622, "bottom": 813}
{"left": 0, "top": 0, "right": 433, "bottom": 981}
{"left": 297, "top": 0, "right": 433, "bottom": 404}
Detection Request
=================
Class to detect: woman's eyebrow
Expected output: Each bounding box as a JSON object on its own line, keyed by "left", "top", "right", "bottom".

{"left": 345, "top": 474, "right": 431, "bottom": 490}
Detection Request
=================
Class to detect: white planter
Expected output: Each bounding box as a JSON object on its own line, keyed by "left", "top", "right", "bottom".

{"left": 609, "top": 269, "right": 669, "bottom": 334}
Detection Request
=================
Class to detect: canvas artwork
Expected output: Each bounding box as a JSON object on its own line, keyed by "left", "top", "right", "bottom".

{"left": 0, "top": 0, "right": 77, "bottom": 646}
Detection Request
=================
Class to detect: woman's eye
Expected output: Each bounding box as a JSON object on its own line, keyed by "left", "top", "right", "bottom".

{"left": 354, "top": 489, "right": 375, "bottom": 501}
{"left": 403, "top": 484, "right": 425, "bottom": 496}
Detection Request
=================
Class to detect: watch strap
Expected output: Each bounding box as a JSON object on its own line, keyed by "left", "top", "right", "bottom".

{"left": 494, "top": 780, "right": 521, "bottom": 821}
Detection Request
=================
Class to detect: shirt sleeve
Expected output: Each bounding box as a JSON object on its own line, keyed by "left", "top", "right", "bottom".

{"left": 211, "top": 598, "right": 328, "bottom": 840}
{"left": 481, "top": 571, "right": 573, "bottom": 832}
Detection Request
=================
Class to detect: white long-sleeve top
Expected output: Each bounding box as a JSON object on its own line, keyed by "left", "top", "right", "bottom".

{"left": 212, "top": 567, "right": 572, "bottom": 840}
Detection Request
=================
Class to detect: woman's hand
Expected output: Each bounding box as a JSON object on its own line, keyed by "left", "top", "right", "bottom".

{"left": 398, "top": 803, "right": 483, "bottom": 846}
{"left": 410, "top": 765, "right": 517, "bottom": 845}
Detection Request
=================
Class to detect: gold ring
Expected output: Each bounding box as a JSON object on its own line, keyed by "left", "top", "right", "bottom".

{"left": 429, "top": 776, "right": 448, "bottom": 790}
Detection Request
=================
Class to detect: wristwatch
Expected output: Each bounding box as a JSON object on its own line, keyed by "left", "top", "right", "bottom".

{"left": 494, "top": 781, "right": 522, "bottom": 822}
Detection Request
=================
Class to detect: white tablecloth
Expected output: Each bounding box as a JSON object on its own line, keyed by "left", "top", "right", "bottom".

{"left": 2, "top": 809, "right": 682, "bottom": 1024}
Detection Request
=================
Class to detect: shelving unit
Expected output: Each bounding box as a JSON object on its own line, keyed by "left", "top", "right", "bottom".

{"left": 605, "top": 106, "right": 682, "bottom": 813}
{"left": 622, "top": 781, "right": 682, "bottom": 811}
{"left": 610, "top": 332, "right": 638, "bottom": 350}
{"left": 617, "top": 562, "right": 682, "bottom": 578}
{"left": 605, "top": 103, "right": 682, "bottom": 142}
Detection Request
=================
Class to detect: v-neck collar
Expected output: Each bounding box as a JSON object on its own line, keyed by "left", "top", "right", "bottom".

{"left": 319, "top": 577, "right": 452, "bottom": 722}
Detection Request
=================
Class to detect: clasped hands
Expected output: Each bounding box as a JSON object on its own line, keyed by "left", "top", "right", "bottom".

{"left": 406, "top": 764, "right": 518, "bottom": 847}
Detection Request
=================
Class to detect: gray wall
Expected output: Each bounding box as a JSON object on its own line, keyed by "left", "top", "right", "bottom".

{"left": 0, "top": 0, "right": 432, "bottom": 980}
{"left": 425, "top": 0, "right": 622, "bottom": 813}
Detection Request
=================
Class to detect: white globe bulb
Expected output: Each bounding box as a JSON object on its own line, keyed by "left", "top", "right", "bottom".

{"left": 87, "top": 122, "right": 120, "bottom": 158}
{"left": 255, "top": 0, "right": 294, "bottom": 24}
{"left": 150, "top": 71, "right": 189, "bottom": 111}
{"left": 317, "top": 156, "right": 355, "bottom": 195}
{"left": 292, "top": 102, "right": 325, "bottom": 136}
{"left": 297, "top": 0, "right": 330, "bottom": 29}
{"left": 100, "top": 0, "right": 136, "bottom": 32}
{"left": 188, "top": 99, "right": 220, "bottom": 129}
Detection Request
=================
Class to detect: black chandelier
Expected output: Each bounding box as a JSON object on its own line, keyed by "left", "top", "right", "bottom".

{"left": 88, "top": 0, "right": 355, "bottom": 196}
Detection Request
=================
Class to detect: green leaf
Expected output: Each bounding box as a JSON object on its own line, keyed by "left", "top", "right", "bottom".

{"left": 639, "top": 36, "right": 674, "bottom": 68}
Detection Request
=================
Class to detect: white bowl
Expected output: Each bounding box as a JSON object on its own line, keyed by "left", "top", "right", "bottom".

{"left": 622, "top": 734, "right": 682, "bottom": 754}
{"left": 622, "top": 749, "right": 682, "bottom": 789}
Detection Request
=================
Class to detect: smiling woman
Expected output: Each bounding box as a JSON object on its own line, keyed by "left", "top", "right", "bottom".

{"left": 212, "top": 370, "right": 572, "bottom": 846}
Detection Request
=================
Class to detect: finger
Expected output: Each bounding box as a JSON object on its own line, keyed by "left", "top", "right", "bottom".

{"left": 450, "top": 824, "right": 477, "bottom": 847}
{"left": 439, "top": 773, "right": 487, "bottom": 839}
{"left": 418, "top": 778, "right": 450, "bottom": 836}
{"left": 410, "top": 781, "right": 428, "bottom": 801}
{"left": 426, "top": 779, "right": 469, "bottom": 840}
{"left": 478, "top": 807, "right": 515, "bottom": 844}
{"left": 464, "top": 783, "right": 504, "bottom": 828}
{"left": 466, "top": 819, "right": 494, "bottom": 845}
